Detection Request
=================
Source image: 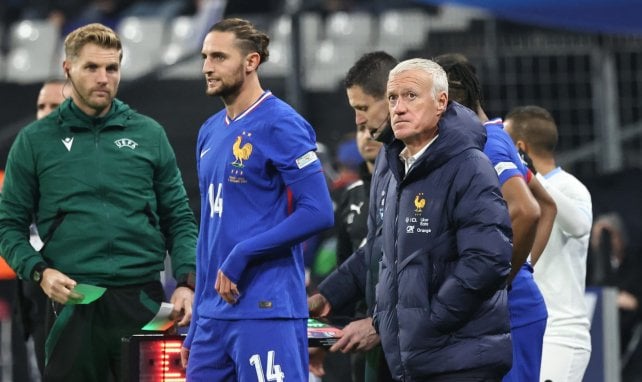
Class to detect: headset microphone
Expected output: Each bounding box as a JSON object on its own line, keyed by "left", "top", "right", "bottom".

{"left": 65, "top": 69, "right": 91, "bottom": 108}
{"left": 66, "top": 69, "right": 78, "bottom": 92}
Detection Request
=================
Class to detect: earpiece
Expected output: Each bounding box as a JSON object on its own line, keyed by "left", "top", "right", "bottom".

{"left": 64, "top": 67, "right": 90, "bottom": 107}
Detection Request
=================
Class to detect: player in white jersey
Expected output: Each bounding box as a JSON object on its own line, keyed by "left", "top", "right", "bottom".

{"left": 505, "top": 105, "right": 592, "bottom": 382}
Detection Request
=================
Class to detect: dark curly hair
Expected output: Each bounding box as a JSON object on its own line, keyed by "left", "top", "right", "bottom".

{"left": 433, "top": 53, "right": 483, "bottom": 112}
{"left": 209, "top": 18, "right": 270, "bottom": 65}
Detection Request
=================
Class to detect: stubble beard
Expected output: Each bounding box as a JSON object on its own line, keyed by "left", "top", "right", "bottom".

{"left": 206, "top": 64, "right": 246, "bottom": 99}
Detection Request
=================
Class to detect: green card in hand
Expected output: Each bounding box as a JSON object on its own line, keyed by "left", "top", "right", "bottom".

{"left": 67, "top": 283, "right": 106, "bottom": 305}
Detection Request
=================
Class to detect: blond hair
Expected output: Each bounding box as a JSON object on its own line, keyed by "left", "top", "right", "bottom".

{"left": 64, "top": 23, "right": 122, "bottom": 62}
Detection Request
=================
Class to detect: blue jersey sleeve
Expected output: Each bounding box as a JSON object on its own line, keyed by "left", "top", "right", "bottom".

{"left": 221, "top": 171, "right": 334, "bottom": 283}
{"left": 484, "top": 123, "right": 527, "bottom": 186}
{"left": 268, "top": 115, "right": 323, "bottom": 185}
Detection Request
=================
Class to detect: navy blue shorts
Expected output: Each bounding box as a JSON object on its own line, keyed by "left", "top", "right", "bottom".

{"left": 502, "top": 318, "right": 547, "bottom": 382}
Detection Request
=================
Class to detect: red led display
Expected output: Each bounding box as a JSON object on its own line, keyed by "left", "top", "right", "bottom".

{"left": 122, "top": 334, "right": 186, "bottom": 382}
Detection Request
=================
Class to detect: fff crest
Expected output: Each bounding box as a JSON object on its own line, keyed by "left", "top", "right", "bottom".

{"left": 231, "top": 133, "right": 253, "bottom": 168}
{"left": 414, "top": 193, "right": 426, "bottom": 215}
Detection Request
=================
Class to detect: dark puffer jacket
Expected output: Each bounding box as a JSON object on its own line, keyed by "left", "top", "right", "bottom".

{"left": 373, "top": 102, "right": 513, "bottom": 381}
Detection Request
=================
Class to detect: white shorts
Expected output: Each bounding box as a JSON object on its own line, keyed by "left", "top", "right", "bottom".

{"left": 540, "top": 341, "right": 591, "bottom": 382}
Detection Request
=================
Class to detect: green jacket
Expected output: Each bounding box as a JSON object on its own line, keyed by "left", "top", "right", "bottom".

{"left": 0, "top": 98, "right": 197, "bottom": 287}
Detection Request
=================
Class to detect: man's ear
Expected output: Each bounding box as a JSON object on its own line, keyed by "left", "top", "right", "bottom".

{"left": 437, "top": 91, "right": 448, "bottom": 113}
{"left": 62, "top": 61, "right": 70, "bottom": 78}
{"left": 246, "top": 52, "right": 261, "bottom": 72}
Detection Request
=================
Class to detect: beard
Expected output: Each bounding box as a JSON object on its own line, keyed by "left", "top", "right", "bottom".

{"left": 208, "top": 78, "right": 243, "bottom": 99}
{"left": 206, "top": 63, "right": 245, "bottom": 99}
{"left": 73, "top": 89, "right": 114, "bottom": 116}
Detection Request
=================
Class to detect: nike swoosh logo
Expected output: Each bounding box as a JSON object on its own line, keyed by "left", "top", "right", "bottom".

{"left": 62, "top": 137, "right": 74, "bottom": 152}
{"left": 200, "top": 148, "right": 211, "bottom": 158}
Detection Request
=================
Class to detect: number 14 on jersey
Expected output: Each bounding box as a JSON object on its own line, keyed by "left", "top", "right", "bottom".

{"left": 249, "top": 350, "right": 284, "bottom": 382}
{"left": 208, "top": 183, "right": 223, "bottom": 218}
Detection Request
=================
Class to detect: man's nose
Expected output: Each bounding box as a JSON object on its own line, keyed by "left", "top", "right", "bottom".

{"left": 392, "top": 99, "right": 406, "bottom": 114}
{"left": 96, "top": 68, "right": 108, "bottom": 83}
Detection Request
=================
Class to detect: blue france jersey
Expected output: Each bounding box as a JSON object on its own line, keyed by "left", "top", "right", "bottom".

{"left": 195, "top": 91, "right": 322, "bottom": 319}
{"left": 483, "top": 118, "right": 547, "bottom": 328}
{"left": 483, "top": 119, "right": 527, "bottom": 184}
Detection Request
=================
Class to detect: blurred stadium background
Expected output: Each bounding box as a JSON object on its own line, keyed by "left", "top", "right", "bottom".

{"left": 1, "top": 0, "right": 641, "bottom": 246}
{"left": 3, "top": 0, "right": 642, "bottom": 269}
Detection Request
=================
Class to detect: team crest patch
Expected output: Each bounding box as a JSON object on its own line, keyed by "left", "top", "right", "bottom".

{"left": 406, "top": 192, "right": 432, "bottom": 234}
{"left": 232, "top": 132, "right": 253, "bottom": 168}
{"left": 296, "top": 151, "right": 318, "bottom": 169}
{"left": 414, "top": 193, "right": 426, "bottom": 214}
{"left": 114, "top": 138, "right": 138, "bottom": 149}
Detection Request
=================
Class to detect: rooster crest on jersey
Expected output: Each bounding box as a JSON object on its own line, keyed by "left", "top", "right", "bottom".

{"left": 232, "top": 133, "right": 253, "bottom": 168}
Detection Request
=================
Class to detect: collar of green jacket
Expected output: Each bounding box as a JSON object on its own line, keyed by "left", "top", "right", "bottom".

{"left": 56, "top": 98, "right": 134, "bottom": 131}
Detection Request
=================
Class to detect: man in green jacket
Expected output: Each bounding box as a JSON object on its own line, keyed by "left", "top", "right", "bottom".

{"left": 0, "top": 23, "right": 197, "bottom": 382}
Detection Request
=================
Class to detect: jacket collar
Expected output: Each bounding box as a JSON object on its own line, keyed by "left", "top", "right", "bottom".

{"left": 55, "top": 98, "right": 133, "bottom": 132}
{"left": 386, "top": 101, "right": 486, "bottom": 184}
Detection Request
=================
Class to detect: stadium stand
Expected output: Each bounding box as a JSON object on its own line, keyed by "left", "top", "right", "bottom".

{"left": 118, "top": 16, "right": 166, "bottom": 79}
{"left": 5, "top": 20, "right": 59, "bottom": 83}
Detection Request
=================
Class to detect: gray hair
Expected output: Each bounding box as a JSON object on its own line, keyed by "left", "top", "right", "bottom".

{"left": 389, "top": 58, "right": 449, "bottom": 99}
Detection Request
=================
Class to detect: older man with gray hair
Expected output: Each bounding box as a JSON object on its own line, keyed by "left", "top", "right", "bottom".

{"left": 373, "top": 58, "right": 513, "bottom": 381}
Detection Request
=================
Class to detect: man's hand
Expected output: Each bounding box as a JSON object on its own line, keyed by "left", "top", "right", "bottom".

{"left": 308, "top": 293, "right": 332, "bottom": 317}
{"left": 329, "top": 317, "right": 379, "bottom": 353}
{"left": 40, "top": 268, "right": 77, "bottom": 304}
{"left": 170, "top": 286, "right": 194, "bottom": 326}
{"left": 308, "top": 347, "right": 326, "bottom": 377}
{"left": 618, "top": 290, "right": 639, "bottom": 311}
{"left": 180, "top": 347, "right": 189, "bottom": 369}
{"left": 215, "top": 269, "right": 240, "bottom": 304}
{"left": 519, "top": 149, "right": 537, "bottom": 174}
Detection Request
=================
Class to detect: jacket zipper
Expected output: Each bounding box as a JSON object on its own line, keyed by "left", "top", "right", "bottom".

{"left": 393, "top": 181, "right": 410, "bottom": 380}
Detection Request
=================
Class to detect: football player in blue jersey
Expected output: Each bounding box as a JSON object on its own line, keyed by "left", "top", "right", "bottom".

{"left": 182, "top": 18, "right": 334, "bottom": 381}
{"left": 434, "top": 53, "right": 557, "bottom": 382}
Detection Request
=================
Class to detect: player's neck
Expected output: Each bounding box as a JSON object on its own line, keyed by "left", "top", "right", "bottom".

{"left": 225, "top": 77, "right": 265, "bottom": 120}
{"left": 366, "top": 160, "right": 375, "bottom": 174}
{"left": 476, "top": 106, "right": 489, "bottom": 123}
{"left": 532, "top": 156, "right": 556, "bottom": 175}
